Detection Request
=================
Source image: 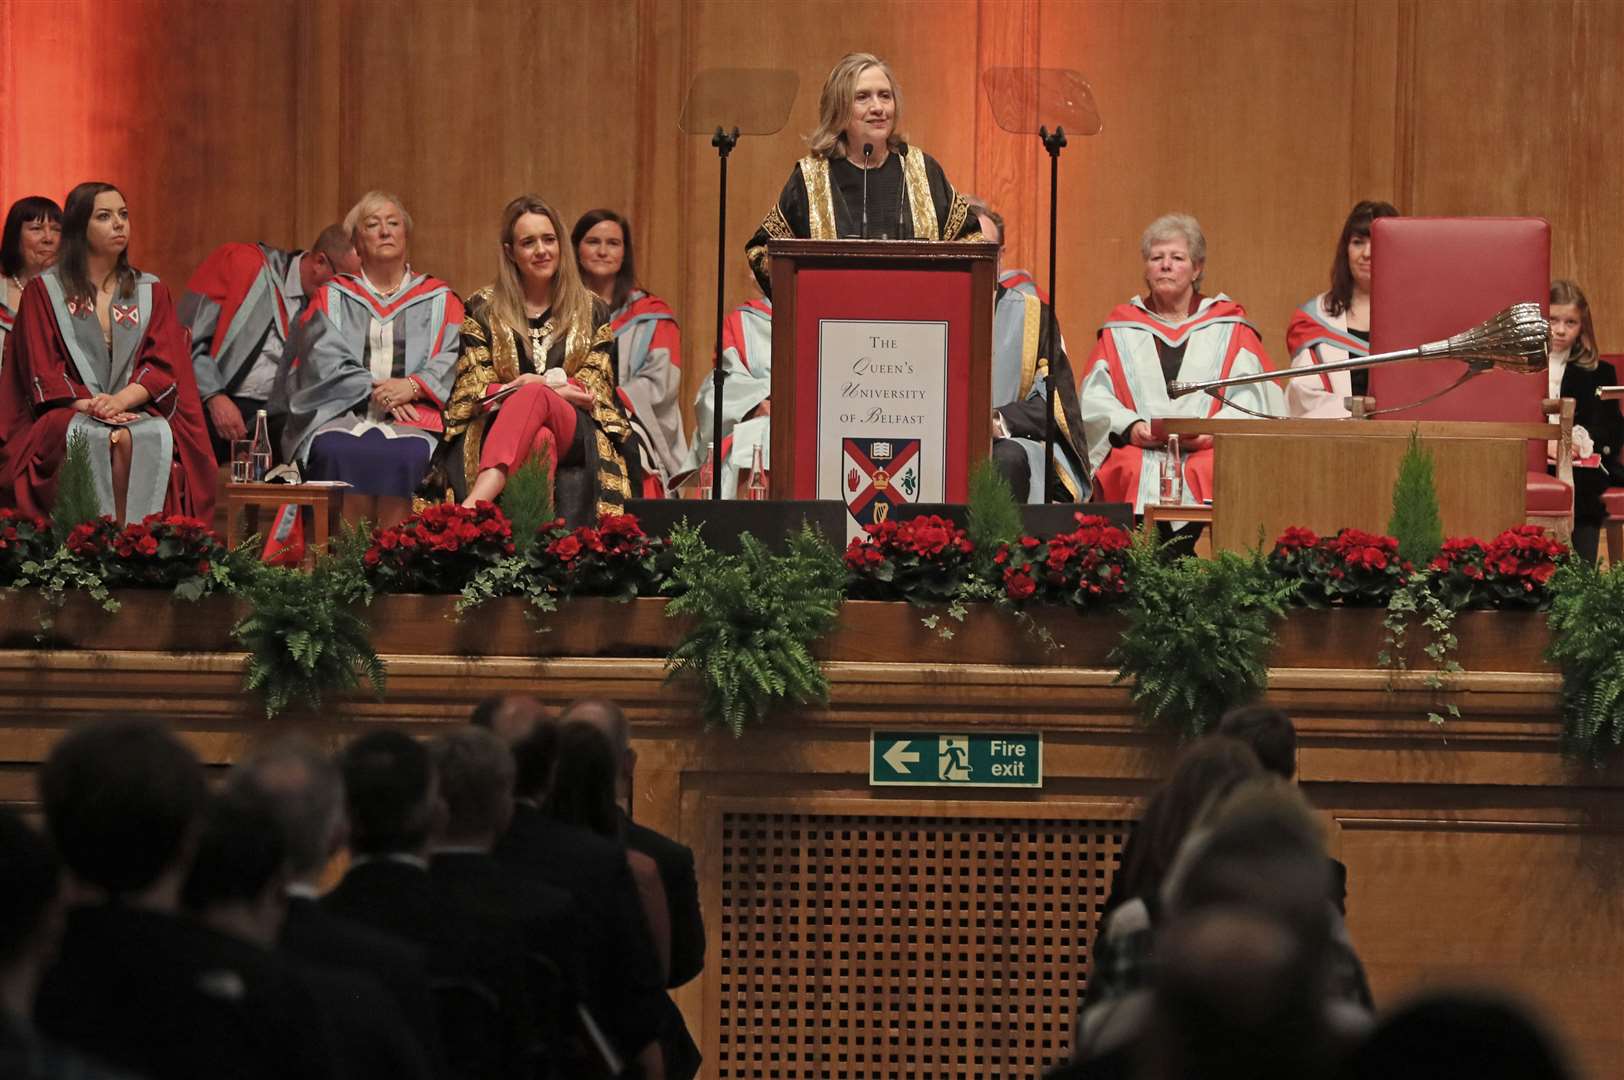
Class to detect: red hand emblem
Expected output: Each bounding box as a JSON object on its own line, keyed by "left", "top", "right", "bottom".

{"left": 847, "top": 467, "right": 860, "bottom": 492}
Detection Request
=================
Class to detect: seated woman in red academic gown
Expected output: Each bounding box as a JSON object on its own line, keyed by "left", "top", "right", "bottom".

{"left": 442, "top": 195, "right": 631, "bottom": 524}
{"left": 0, "top": 182, "right": 215, "bottom": 523}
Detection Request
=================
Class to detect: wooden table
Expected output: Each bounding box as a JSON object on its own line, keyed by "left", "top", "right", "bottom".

{"left": 223, "top": 482, "right": 347, "bottom": 568}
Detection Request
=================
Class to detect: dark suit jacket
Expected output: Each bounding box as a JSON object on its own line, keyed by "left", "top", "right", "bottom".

{"left": 623, "top": 815, "right": 705, "bottom": 988}
{"left": 1558, "top": 358, "right": 1622, "bottom": 523}
{"left": 495, "top": 805, "right": 666, "bottom": 1061}
{"left": 35, "top": 904, "right": 340, "bottom": 1080}
{"left": 281, "top": 893, "right": 447, "bottom": 1077}
{"left": 321, "top": 858, "right": 534, "bottom": 1079}
{"left": 299, "top": 962, "right": 433, "bottom": 1080}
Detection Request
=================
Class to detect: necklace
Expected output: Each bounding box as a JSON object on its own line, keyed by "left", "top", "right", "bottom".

{"left": 6, "top": 274, "right": 22, "bottom": 296}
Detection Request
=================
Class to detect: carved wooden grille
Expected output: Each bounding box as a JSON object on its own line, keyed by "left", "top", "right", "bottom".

{"left": 714, "top": 811, "right": 1131, "bottom": 1079}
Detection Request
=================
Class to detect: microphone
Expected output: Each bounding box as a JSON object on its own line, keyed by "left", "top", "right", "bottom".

{"left": 861, "top": 142, "right": 873, "bottom": 239}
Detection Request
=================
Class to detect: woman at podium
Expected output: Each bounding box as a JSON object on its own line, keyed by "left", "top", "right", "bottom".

{"left": 744, "top": 51, "right": 980, "bottom": 295}
{"left": 1080, "top": 213, "right": 1278, "bottom": 515}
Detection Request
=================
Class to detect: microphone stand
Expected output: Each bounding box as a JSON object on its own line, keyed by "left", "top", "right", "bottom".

{"left": 709, "top": 125, "right": 739, "bottom": 500}
{"left": 1039, "top": 124, "right": 1067, "bottom": 501}
{"left": 861, "top": 142, "right": 873, "bottom": 239}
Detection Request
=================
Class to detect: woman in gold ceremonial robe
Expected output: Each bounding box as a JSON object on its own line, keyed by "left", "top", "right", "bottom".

{"left": 441, "top": 195, "right": 631, "bottom": 526}
{"left": 744, "top": 51, "right": 981, "bottom": 296}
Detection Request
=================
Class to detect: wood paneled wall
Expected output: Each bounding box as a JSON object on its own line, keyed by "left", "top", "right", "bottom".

{"left": 4, "top": 0, "right": 1621, "bottom": 425}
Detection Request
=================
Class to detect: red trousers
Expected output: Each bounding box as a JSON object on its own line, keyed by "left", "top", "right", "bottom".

{"left": 479, "top": 382, "right": 578, "bottom": 479}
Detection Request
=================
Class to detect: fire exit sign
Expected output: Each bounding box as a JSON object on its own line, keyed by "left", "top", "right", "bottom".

{"left": 869, "top": 730, "right": 1042, "bottom": 788}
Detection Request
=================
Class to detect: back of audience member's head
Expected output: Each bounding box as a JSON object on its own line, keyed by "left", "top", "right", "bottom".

{"left": 181, "top": 788, "right": 289, "bottom": 947}
{"left": 39, "top": 718, "right": 207, "bottom": 899}
{"left": 1115, "top": 737, "right": 1261, "bottom": 909}
{"left": 0, "top": 807, "right": 61, "bottom": 1007}
{"left": 1345, "top": 992, "right": 1571, "bottom": 1080}
{"left": 470, "top": 694, "right": 548, "bottom": 746}
{"left": 560, "top": 697, "right": 633, "bottom": 802}
{"left": 1216, "top": 703, "right": 1296, "bottom": 780}
{"left": 512, "top": 719, "right": 562, "bottom": 802}
{"left": 1140, "top": 907, "right": 1331, "bottom": 1080}
{"left": 544, "top": 721, "right": 620, "bottom": 838}
{"left": 230, "top": 736, "right": 345, "bottom": 882}
{"left": 430, "top": 726, "right": 516, "bottom": 847}
{"left": 338, "top": 731, "right": 438, "bottom": 857}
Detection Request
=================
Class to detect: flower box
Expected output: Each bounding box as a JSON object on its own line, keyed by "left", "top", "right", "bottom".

{"left": 1269, "top": 607, "right": 1550, "bottom": 673}
{"left": 365, "top": 595, "right": 681, "bottom": 658}
{"left": 0, "top": 588, "right": 242, "bottom": 652}
{"left": 817, "top": 600, "right": 1126, "bottom": 668}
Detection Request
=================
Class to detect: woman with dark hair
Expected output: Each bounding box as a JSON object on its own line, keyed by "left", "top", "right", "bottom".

{"left": 442, "top": 195, "right": 630, "bottom": 521}
{"left": 1285, "top": 200, "right": 1400, "bottom": 418}
{"left": 1545, "top": 279, "right": 1619, "bottom": 562}
{"left": 1, "top": 196, "right": 62, "bottom": 360}
{"left": 573, "top": 209, "right": 685, "bottom": 495}
{"left": 743, "top": 51, "right": 980, "bottom": 296}
{"left": 0, "top": 182, "right": 214, "bottom": 523}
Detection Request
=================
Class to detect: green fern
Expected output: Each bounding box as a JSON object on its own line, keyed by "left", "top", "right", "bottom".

{"left": 1545, "top": 557, "right": 1624, "bottom": 763}
{"left": 966, "top": 458, "right": 1023, "bottom": 565}
{"left": 1109, "top": 531, "right": 1291, "bottom": 738}
{"left": 499, "top": 449, "right": 554, "bottom": 552}
{"left": 663, "top": 521, "right": 844, "bottom": 734}
{"left": 232, "top": 528, "right": 385, "bottom": 718}
{"left": 53, "top": 430, "right": 102, "bottom": 540}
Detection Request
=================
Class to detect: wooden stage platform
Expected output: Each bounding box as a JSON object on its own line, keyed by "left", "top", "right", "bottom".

{"left": 0, "top": 596, "right": 1619, "bottom": 1078}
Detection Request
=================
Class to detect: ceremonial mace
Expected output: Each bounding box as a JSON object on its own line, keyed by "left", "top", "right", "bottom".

{"left": 1166, "top": 303, "right": 1549, "bottom": 403}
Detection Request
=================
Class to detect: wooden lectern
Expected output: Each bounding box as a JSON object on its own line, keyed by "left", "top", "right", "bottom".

{"left": 767, "top": 240, "right": 998, "bottom": 528}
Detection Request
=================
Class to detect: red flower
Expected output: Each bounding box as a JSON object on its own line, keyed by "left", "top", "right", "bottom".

{"left": 1004, "top": 568, "right": 1036, "bottom": 600}
{"left": 550, "top": 535, "right": 583, "bottom": 562}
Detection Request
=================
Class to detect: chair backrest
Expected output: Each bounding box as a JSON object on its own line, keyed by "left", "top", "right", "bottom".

{"left": 1369, "top": 217, "right": 1551, "bottom": 470}
{"left": 1602, "top": 355, "right": 1624, "bottom": 423}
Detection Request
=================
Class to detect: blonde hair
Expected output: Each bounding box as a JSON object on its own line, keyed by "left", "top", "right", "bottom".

{"left": 808, "top": 52, "right": 905, "bottom": 160}
{"left": 343, "top": 190, "right": 413, "bottom": 251}
{"left": 490, "top": 195, "right": 595, "bottom": 367}
{"left": 1141, "top": 212, "right": 1207, "bottom": 287}
{"left": 1549, "top": 279, "right": 1599, "bottom": 371}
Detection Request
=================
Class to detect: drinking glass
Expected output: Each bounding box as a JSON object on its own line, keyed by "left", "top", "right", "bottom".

{"left": 230, "top": 440, "right": 253, "bottom": 484}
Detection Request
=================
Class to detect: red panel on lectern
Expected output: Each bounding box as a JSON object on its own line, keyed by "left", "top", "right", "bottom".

{"left": 791, "top": 267, "right": 975, "bottom": 501}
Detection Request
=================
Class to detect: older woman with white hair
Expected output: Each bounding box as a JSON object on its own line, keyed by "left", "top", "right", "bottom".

{"left": 1080, "top": 213, "right": 1277, "bottom": 515}
{"left": 744, "top": 51, "right": 980, "bottom": 295}
{"left": 277, "top": 190, "right": 462, "bottom": 495}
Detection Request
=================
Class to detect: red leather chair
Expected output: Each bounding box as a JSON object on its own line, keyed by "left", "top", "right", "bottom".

{"left": 1363, "top": 217, "right": 1572, "bottom": 538}
{"left": 1599, "top": 354, "right": 1624, "bottom": 562}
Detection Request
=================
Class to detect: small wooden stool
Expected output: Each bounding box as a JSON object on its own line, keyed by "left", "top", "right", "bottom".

{"left": 224, "top": 483, "right": 347, "bottom": 569}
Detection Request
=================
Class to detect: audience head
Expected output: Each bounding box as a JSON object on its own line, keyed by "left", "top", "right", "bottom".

{"left": 963, "top": 195, "right": 1004, "bottom": 249}
{"left": 429, "top": 727, "right": 517, "bottom": 848}
{"left": 1346, "top": 992, "right": 1571, "bottom": 1080}
{"left": 512, "top": 719, "right": 562, "bottom": 803}
{"left": 812, "top": 51, "right": 904, "bottom": 159}
{"left": 0, "top": 808, "right": 61, "bottom": 1016}
{"left": 559, "top": 698, "right": 633, "bottom": 808}
{"left": 230, "top": 736, "right": 346, "bottom": 883}
{"left": 1, "top": 195, "right": 62, "bottom": 278}
{"left": 1114, "top": 736, "right": 1260, "bottom": 908}
{"left": 181, "top": 788, "right": 289, "bottom": 948}
{"left": 544, "top": 721, "right": 620, "bottom": 837}
{"left": 1328, "top": 199, "right": 1399, "bottom": 315}
{"left": 492, "top": 193, "right": 594, "bottom": 353}
{"left": 1215, "top": 704, "right": 1297, "bottom": 780}
{"left": 302, "top": 222, "right": 361, "bottom": 293}
{"left": 59, "top": 181, "right": 136, "bottom": 304}
{"left": 39, "top": 718, "right": 206, "bottom": 903}
{"left": 343, "top": 190, "right": 411, "bottom": 273}
{"left": 1140, "top": 212, "right": 1206, "bottom": 305}
{"left": 1548, "top": 279, "right": 1598, "bottom": 370}
{"left": 337, "top": 731, "right": 439, "bottom": 858}
{"left": 572, "top": 208, "right": 639, "bottom": 310}
{"left": 470, "top": 693, "right": 548, "bottom": 746}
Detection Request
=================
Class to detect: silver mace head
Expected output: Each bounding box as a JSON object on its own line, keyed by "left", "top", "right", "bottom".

{"left": 1166, "top": 302, "right": 1550, "bottom": 399}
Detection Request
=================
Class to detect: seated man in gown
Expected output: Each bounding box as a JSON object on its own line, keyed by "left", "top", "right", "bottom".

{"left": 278, "top": 191, "right": 462, "bottom": 496}
{"left": 678, "top": 286, "right": 772, "bottom": 498}
{"left": 179, "top": 224, "right": 359, "bottom": 457}
{"left": 0, "top": 182, "right": 215, "bottom": 524}
{"left": 441, "top": 195, "right": 632, "bottom": 525}
{"left": 744, "top": 51, "right": 980, "bottom": 296}
{"left": 967, "top": 197, "right": 1090, "bottom": 503}
{"left": 1080, "top": 212, "right": 1278, "bottom": 518}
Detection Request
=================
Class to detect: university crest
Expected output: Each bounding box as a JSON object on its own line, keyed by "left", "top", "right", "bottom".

{"left": 842, "top": 436, "right": 921, "bottom": 528}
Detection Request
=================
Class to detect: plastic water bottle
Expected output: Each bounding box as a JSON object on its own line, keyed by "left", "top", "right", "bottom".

{"left": 696, "top": 445, "right": 715, "bottom": 499}
{"left": 249, "top": 409, "right": 273, "bottom": 482}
